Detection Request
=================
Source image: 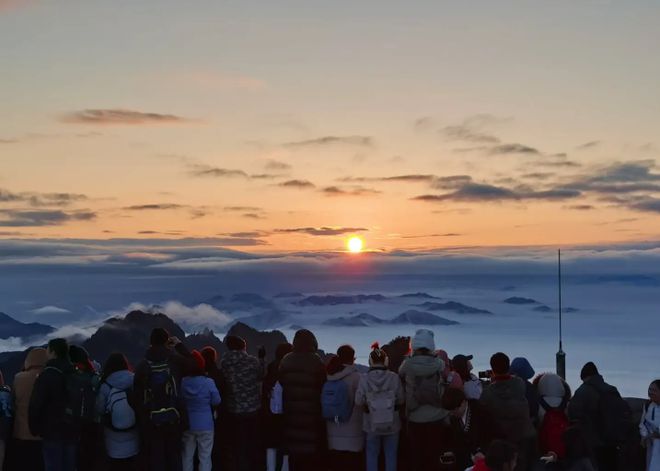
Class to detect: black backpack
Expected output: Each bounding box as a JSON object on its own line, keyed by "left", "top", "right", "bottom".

{"left": 143, "top": 361, "right": 180, "bottom": 427}
{"left": 592, "top": 384, "right": 632, "bottom": 445}
{"left": 47, "top": 366, "right": 100, "bottom": 425}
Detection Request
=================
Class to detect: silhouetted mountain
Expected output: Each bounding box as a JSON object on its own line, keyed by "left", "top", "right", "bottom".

{"left": 83, "top": 310, "right": 185, "bottom": 366}
{"left": 533, "top": 305, "right": 553, "bottom": 313}
{"left": 225, "top": 322, "right": 288, "bottom": 363}
{"left": 418, "top": 301, "right": 492, "bottom": 315}
{"left": 274, "top": 292, "right": 304, "bottom": 299}
{"left": 0, "top": 312, "right": 54, "bottom": 340}
{"left": 504, "top": 297, "right": 538, "bottom": 305}
{"left": 390, "top": 310, "right": 459, "bottom": 326}
{"left": 226, "top": 310, "right": 288, "bottom": 331}
{"left": 323, "top": 313, "right": 386, "bottom": 327}
{"left": 398, "top": 293, "right": 441, "bottom": 299}
{"left": 295, "top": 294, "right": 386, "bottom": 306}
{"left": 184, "top": 328, "right": 227, "bottom": 357}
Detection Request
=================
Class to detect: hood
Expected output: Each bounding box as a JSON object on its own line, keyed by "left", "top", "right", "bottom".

{"left": 537, "top": 373, "right": 566, "bottom": 398}
{"left": 365, "top": 368, "right": 393, "bottom": 389}
{"left": 105, "top": 369, "right": 134, "bottom": 390}
{"left": 510, "top": 357, "right": 535, "bottom": 381}
{"left": 487, "top": 375, "right": 526, "bottom": 399}
{"left": 293, "top": 329, "right": 318, "bottom": 353}
{"left": 182, "top": 375, "right": 209, "bottom": 395}
{"left": 327, "top": 364, "right": 358, "bottom": 381}
{"left": 24, "top": 347, "right": 48, "bottom": 371}
{"left": 145, "top": 345, "right": 171, "bottom": 362}
{"left": 406, "top": 354, "right": 445, "bottom": 375}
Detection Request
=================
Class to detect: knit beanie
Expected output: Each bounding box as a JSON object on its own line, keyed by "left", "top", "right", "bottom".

{"left": 411, "top": 329, "right": 435, "bottom": 352}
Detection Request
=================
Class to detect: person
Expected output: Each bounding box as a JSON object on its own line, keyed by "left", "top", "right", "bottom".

{"left": 453, "top": 354, "right": 483, "bottom": 400}
{"left": 399, "top": 329, "right": 449, "bottom": 471}
{"left": 96, "top": 352, "right": 140, "bottom": 470}
{"left": 278, "top": 329, "right": 326, "bottom": 471}
{"left": 219, "top": 335, "right": 266, "bottom": 471}
{"left": 640, "top": 380, "right": 660, "bottom": 471}
{"left": 479, "top": 353, "right": 536, "bottom": 471}
{"left": 436, "top": 350, "right": 463, "bottom": 390}
{"left": 484, "top": 440, "right": 519, "bottom": 471}
{"left": 181, "top": 350, "right": 221, "bottom": 471}
{"left": 263, "top": 342, "right": 294, "bottom": 471}
{"left": 568, "top": 362, "right": 631, "bottom": 471}
{"left": 28, "top": 338, "right": 80, "bottom": 471}
{"left": 11, "top": 347, "right": 48, "bottom": 471}
{"left": 134, "top": 328, "right": 196, "bottom": 471}
{"left": 540, "top": 425, "right": 596, "bottom": 471}
{"left": 355, "top": 342, "right": 404, "bottom": 471}
{"left": 201, "top": 346, "right": 224, "bottom": 471}
{"left": 535, "top": 373, "right": 571, "bottom": 459}
{"left": 0, "top": 371, "right": 12, "bottom": 471}
{"left": 324, "top": 345, "right": 364, "bottom": 470}
{"left": 442, "top": 387, "right": 497, "bottom": 471}
{"left": 69, "top": 345, "right": 101, "bottom": 471}
{"left": 509, "top": 358, "right": 539, "bottom": 422}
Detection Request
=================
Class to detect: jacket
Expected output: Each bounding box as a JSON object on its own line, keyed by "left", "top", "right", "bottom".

{"left": 28, "top": 357, "right": 80, "bottom": 441}
{"left": 399, "top": 353, "right": 449, "bottom": 423}
{"left": 219, "top": 350, "right": 264, "bottom": 415}
{"left": 96, "top": 370, "right": 140, "bottom": 459}
{"left": 182, "top": 375, "right": 221, "bottom": 431}
{"left": 279, "top": 349, "right": 326, "bottom": 455}
{"left": 325, "top": 365, "right": 364, "bottom": 452}
{"left": 480, "top": 375, "right": 535, "bottom": 443}
{"left": 567, "top": 374, "right": 612, "bottom": 449}
{"left": 355, "top": 367, "right": 404, "bottom": 435}
{"left": 12, "top": 348, "right": 47, "bottom": 441}
{"left": 445, "top": 400, "right": 498, "bottom": 471}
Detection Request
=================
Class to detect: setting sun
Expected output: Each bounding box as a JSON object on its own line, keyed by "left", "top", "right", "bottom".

{"left": 347, "top": 236, "right": 364, "bottom": 253}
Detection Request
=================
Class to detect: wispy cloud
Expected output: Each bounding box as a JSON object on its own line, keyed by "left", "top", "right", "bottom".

{"left": 277, "top": 179, "right": 316, "bottom": 189}
{"left": 274, "top": 226, "right": 367, "bottom": 236}
{"left": 123, "top": 204, "right": 184, "bottom": 211}
{"left": 265, "top": 160, "right": 292, "bottom": 171}
{"left": 0, "top": 189, "right": 87, "bottom": 207}
{"left": 564, "top": 205, "right": 595, "bottom": 211}
{"left": 283, "top": 136, "right": 373, "bottom": 148}
{"left": 61, "top": 109, "right": 193, "bottom": 125}
{"left": 224, "top": 206, "right": 262, "bottom": 212}
{"left": 0, "top": 209, "right": 96, "bottom": 226}
{"left": 321, "top": 186, "right": 381, "bottom": 197}
{"left": 489, "top": 143, "right": 541, "bottom": 156}
{"left": 187, "top": 164, "right": 249, "bottom": 179}
{"left": 412, "top": 183, "right": 581, "bottom": 203}
{"left": 576, "top": 141, "right": 600, "bottom": 150}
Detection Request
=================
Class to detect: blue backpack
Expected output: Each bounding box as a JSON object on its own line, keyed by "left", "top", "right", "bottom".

{"left": 322, "top": 380, "right": 352, "bottom": 423}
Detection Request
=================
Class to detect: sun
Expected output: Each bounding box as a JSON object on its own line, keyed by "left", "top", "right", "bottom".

{"left": 347, "top": 236, "right": 364, "bottom": 253}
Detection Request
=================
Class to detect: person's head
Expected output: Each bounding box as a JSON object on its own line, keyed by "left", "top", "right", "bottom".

{"left": 337, "top": 345, "right": 355, "bottom": 365}
{"left": 275, "top": 342, "right": 293, "bottom": 362}
{"left": 201, "top": 346, "right": 218, "bottom": 371}
{"left": 442, "top": 387, "right": 468, "bottom": 418}
{"left": 150, "top": 328, "right": 170, "bottom": 347}
{"left": 292, "top": 329, "right": 318, "bottom": 354}
{"left": 411, "top": 329, "right": 435, "bottom": 355}
{"left": 580, "top": 362, "right": 599, "bottom": 381}
{"left": 189, "top": 350, "right": 206, "bottom": 376}
{"left": 326, "top": 354, "right": 344, "bottom": 375}
{"left": 648, "top": 380, "right": 660, "bottom": 404}
{"left": 452, "top": 354, "right": 474, "bottom": 381}
{"left": 47, "top": 338, "right": 69, "bottom": 361}
{"left": 101, "top": 352, "right": 130, "bottom": 382}
{"left": 69, "top": 345, "right": 95, "bottom": 372}
{"left": 369, "top": 342, "right": 389, "bottom": 368}
{"left": 226, "top": 335, "right": 247, "bottom": 352}
{"left": 509, "top": 357, "right": 535, "bottom": 381}
{"left": 485, "top": 440, "right": 518, "bottom": 471}
{"left": 490, "top": 352, "right": 510, "bottom": 376}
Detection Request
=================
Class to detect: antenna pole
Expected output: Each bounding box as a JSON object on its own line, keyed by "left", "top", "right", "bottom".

{"left": 556, "top": 249, "right": 566, "bottom": 379}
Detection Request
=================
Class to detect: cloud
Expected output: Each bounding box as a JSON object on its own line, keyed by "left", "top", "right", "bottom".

{"left": 283, "top": 136, "right": 373, "bottom": 148}
{"left": 124, "top": 204, "right": 184, "bottom": 211}
{"left": 117, "top": 301, "right": 232, "bottom": 332}
{"left": 628, "top": 197, "right": 660, "bottom": 214}
{"left": 61, "top": 109, "right": 192, "bottom": 125}
{"left": 489, "top": 143, "right": 541, "bottom": 156}
{"left": 0, "top": 189, "right": 87, "bottom": 207}
{"left": 277, "top": 180, "right": 316, "bottom": 189}
{"left": 265, "top": 160, "right": 292, "bottom": 171}
{"left": 321, "top": 186, "right": 381, "bottom": 197}
{"left": 440, "top": 125, "right": 500, "bottom": 144}
{"left": 242, "top": 213, "right": 266, "bottom": 219}
{"left": 187, "top": 164, "right": 249, "bottom": 179}
{"left": 0, "top": 138, "right": 19, "bottom": 144}
{"left": 274, "top": 227, "right": 368, "bottom": 236}
{"left": 412, "top": 183, "right": 581, "bottom": 203}
{"left": 220, "top": 231, "right": 270, "bottom": 238}
{"left": 249, "top": 173, "right": 283, "bottom": 180}
{"left": 565, "top": 205, "right": 595, "bottom": 211}
{"left": 565, "top": 160, "right": 660, "bottom": 195}
{"left": 31, "top": 305, "right": 71, "bottom": 315}
{"left": 521, "top": 173, "right": 555, "bottom": 180}
{"left": 400, "top": 233, "right": 463, "bottom": 239}
{"left": 224, "top": 206, "right": 262, "bottom": 212}
{"left": 338, "top": 174, "right": 471, "bottom": 190}
{"left": 576, "top": 141, "right": 600, "bottom": 150}
{"left": 0, "top": 209, "right": 96, "bottom": 226}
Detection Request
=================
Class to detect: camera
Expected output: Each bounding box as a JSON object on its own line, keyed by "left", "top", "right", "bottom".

{"left": 478, "top": 370, "right": 493, "bottom": 380}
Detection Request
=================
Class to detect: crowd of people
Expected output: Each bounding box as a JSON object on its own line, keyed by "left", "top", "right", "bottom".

{"left": 0, "top": 326, "right": 656, "bottom": 471}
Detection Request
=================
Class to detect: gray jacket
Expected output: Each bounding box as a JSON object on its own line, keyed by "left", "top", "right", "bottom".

{"left": 355, "top": 367, "right": 404, "bottom": 435}
{"left": 399, "top": 354, "right": 448, "bottom": 424}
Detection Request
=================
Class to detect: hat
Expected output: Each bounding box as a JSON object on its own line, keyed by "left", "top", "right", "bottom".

{"left": 411, "top": 329, "right": 435, "bottom": 352}
{"left": 510, "top": 357, "right": 535, "bottom": 381}
{"left": 452, "top": 354, "right": 473, "bottom": 365}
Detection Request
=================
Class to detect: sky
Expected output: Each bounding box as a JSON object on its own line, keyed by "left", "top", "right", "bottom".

{"left": 1, "top": 0, "right": 660, "bottom": 255}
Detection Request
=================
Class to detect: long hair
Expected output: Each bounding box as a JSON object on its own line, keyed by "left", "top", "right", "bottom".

{"left": 101, "top": 352, "right": 131, "bottom": 383}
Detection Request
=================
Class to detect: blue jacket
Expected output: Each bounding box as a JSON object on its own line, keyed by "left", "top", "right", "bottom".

{"left": 182, "top": 376, "right": 221, "bottom": 432}
{"left": 96, "top": 370, "right": 140, "bottom": 459}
